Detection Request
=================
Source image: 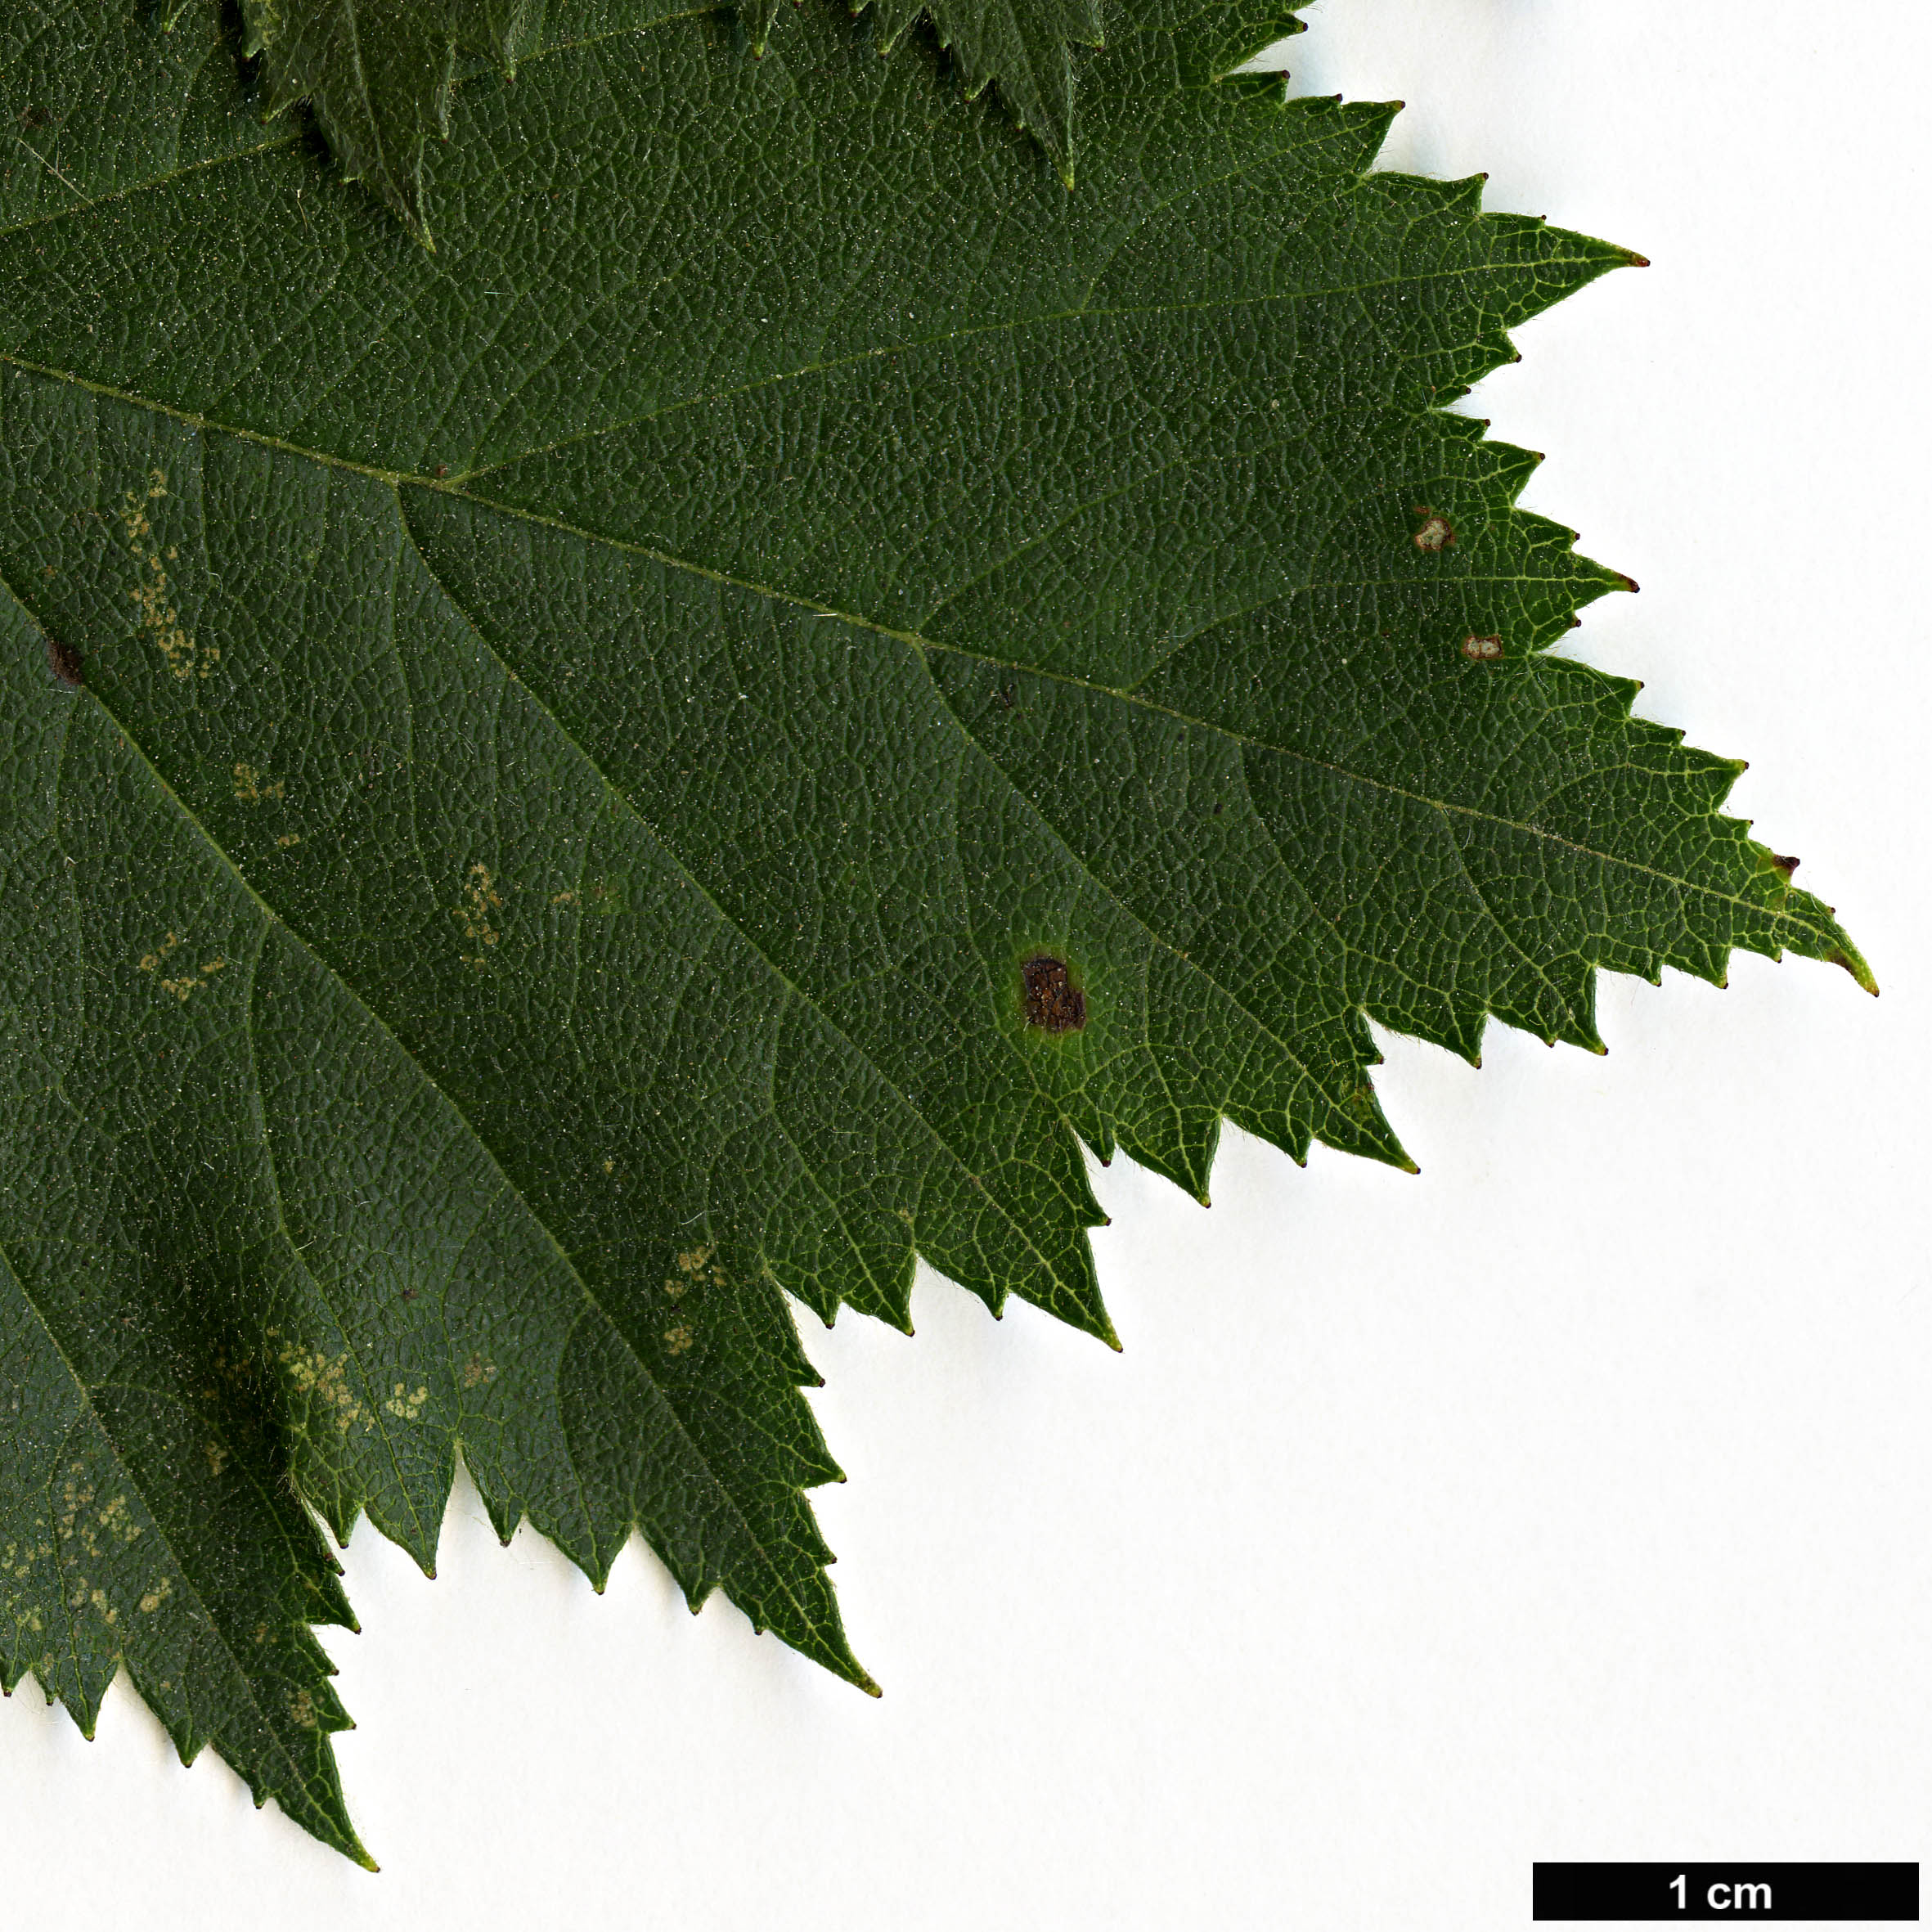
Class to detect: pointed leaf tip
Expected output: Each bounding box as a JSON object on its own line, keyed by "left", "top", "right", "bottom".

{"left": 0, "top": 0, "right": 1872, "bottom": 1861}
{"left": 1833, "top": 949, "right": 1880, "bottom": 995}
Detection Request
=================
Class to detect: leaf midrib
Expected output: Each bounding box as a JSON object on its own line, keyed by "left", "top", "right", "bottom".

{"left": 3, "top": 160, "right": 1603, "bottom": 472}
{"left": 1, "top": 348, "right": 1399, "bottom": 1152}
{"left": 2, "top": 347, "right": 1833, "bottom": 991}
{"left": 447, "top": 487, "right": 1827, "bottom": 950}
{"left": 323, "top": 256, "right": 1566, "bottom": 487}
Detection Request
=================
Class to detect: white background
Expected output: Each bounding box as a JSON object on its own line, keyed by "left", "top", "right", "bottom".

{"left": 4, "top": 3, "right": 1927, "bottom": 1925}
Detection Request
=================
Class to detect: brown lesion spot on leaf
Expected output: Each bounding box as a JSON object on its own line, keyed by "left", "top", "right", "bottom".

{"left": 1022, "top": 955, "right": 1087, "bottom": 1034}
{"left": 45, "top": 633, "right": 83, "bottom": 687}
{"left": 1461, "top": 634, "right": 1504, "bottom": 663}
{"left": 1412, "top": 505, "right": 1455, "bottom": 552}
{"left": 663, "top": 1322, "right": 695, "bottom": 1356}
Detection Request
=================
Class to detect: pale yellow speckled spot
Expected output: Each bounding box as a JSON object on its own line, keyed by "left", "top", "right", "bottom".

{"left": 121, "top": 476, "right": 215, "bottom": 680}
{"left": 280, "top": 1346, "right": 365, "bottom": 1434}
{"left": 233, "top": 762, "right": 285, "bottom": 802}
{"left": 137, "top": 931, "right": 180, "bottom": 974}
{"left": 383, "top": 1382, "right": 429, "bottom": 1421}
{"left": 139, "top": 932, "right": 224, "bottom": 1002}
{"left": 453, "top": 862, "right": 504, "bottom": 966}
{"left": 97, "top": 1494, "right": 142, "bottom": 1544}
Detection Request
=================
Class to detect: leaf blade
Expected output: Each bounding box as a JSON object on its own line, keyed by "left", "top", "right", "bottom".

{"left": 0, "top": 0, "right": 1866, "bottom": 1853}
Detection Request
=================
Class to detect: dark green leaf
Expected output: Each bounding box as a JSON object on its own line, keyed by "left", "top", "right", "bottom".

{"left": 0, "top": 0, "right": 1866, "bottom": 1860}
{"left": 213, "top": 0, "right": 1155, "bottom": 240}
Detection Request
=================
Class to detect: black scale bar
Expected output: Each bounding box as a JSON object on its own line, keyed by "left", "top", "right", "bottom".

{"left": 1534, "top": 1863, "right": 1918, "bottom": 1921}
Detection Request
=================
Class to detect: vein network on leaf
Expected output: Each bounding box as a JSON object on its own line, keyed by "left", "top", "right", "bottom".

{"left": 0, "top": 0, "right": 1867, "bottom": 1863}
